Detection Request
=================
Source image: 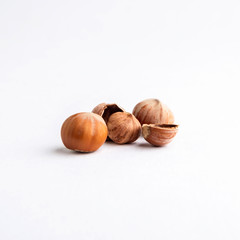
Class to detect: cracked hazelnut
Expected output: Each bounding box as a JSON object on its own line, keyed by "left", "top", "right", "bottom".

{"left": 133, "top": 98, "right": 174, "bottom": 125}
{"left": 61, "top": 112, "right": 108, "bottom": 152}
{"left": 142, "top": 124, "right": 178, "bottom": 146}
{"left": 92, "top": 103, "right": 124, "bottom": 123}
{"left": 107, "top": 112, "right": 141, "bottom": 144}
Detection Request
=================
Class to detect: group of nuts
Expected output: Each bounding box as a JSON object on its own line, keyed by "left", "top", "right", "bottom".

{"left": 61, "top": 99, "right": 179, "bottom": 152}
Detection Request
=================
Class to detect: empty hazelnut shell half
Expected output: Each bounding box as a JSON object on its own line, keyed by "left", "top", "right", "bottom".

{"left": 142, "top": 124, "right": 179, "bottom": 146}
{"left": 92, "top": 103, "right": 125, "bottom": 123}
{"left": 133, "top": 98, "right": 174, "bottom": 125}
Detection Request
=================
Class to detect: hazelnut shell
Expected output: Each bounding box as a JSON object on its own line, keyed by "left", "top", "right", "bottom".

{"left": 142, "top": 124, "right": 178, "bottom": 146}
{"left": 133, "top": 98, "right": 174, "bottom": 125}
{"left": 92, "top": 103, "right": 125, "bottom": 123}
{"left": 61, "top": 112, "right": 108, "bottom": 152}
{"left": 107, "top": 112, "right": 141, "bottom": 144}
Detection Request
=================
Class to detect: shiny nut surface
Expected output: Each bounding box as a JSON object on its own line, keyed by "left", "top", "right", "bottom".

{"left": 92, "top": 103, "right": 124, "bottom": 123}
{"left": 107, "top": 112, "right": 141, "bottom": 144}
{"left": 61, "top": 112, "right": 108, "bottom": 152}
{"left": 133, "top": 98, "right": 174, "bottom": 125}
{"left": 142, "top": 124, "right": 178, "bottom": 146}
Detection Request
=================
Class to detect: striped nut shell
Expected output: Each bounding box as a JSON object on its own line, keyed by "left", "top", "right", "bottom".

{"left": 142, "top": 124, "right": 179, "bottom": 146}
{"left": 61, "top": 112, "right": 108, "bottom": 152}
{"left": 107, "top": 112, "right": 141, "bottom": 144}
{"left": 133, "top": 98, "right": 174, "bottom": 125}
{"left": 92, "top": 103, "right": 125, "bottom": 124}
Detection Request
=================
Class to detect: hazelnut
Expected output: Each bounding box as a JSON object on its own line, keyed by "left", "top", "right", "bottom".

{"left": 107, "top": 112, "right": 141, "bottom": 144}
{"left": 142, "top": 124, "right": 178, "bottom": 146}
{"left": 92, "top": 103, "right": 125, "bottom": 123}
{"left": 61, "top": 112, "right": 108, "bottom": 152}
{"left": 132, "top": 98, "right": 174, "bottom": 125}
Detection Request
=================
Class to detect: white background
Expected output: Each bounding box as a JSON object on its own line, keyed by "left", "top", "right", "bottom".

{"left": 0, "top": 0, "right": 240, "bottom": 239}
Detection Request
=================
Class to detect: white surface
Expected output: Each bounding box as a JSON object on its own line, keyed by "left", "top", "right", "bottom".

{"left": 1, "top": 0, "right": 240, "bottom": 239}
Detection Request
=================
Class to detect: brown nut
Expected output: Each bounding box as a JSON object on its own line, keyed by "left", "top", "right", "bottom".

{"left": 107, "top": 112, "right": 141, "bottom": 144}
{"left": 132, "top": 98, "right": 174, "bottom": 125}
{"left": 92, "top": 103, "right": 125, "bottom": 123}
{"left": 142, "top": 124, "right": 179, "bottom": 146}
{"left": 61, "top": 112, "right": 108, "bottom": 152}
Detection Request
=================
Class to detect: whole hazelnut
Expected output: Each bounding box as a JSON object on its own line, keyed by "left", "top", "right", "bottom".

{"left": 92, "top": 103, "right": 124, "bottom": 123}
{"left": 142, "top": 124, "right": 178, "bottom": 146}
{"left": 132, "top": 98, "right": 174, "bottom": 125}
{"left": 61, "top": 112, "right": 108, "bottom": 152}
{"left": 107, "top": 112, "right": 141, "bottom": 144}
